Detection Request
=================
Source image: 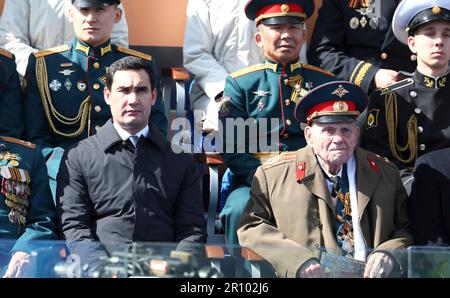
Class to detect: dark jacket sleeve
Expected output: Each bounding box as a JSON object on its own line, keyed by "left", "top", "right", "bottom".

{"left": 12, "top": 146, "right": 57, "bottom": 253}
{"left": 0, "top": 54, "right": 23, "bottom": 138}
{"left": 56, "top": 146, "right": 108, "bottom": 269}
{"left": 174, "top": 154, "right": 206, "bottom": 247}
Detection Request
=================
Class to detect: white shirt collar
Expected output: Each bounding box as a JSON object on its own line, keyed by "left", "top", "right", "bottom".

{"left": 112, "top": 122, "right": 149, "bottom": 141}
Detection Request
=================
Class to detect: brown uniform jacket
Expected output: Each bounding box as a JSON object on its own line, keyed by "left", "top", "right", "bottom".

{"left": 237, "top": 146, "right": 412, "bottom": 277}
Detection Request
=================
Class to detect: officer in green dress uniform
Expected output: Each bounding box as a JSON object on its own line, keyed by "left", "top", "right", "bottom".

{"left": 22, "top": 0, "right": 167, "bottom": 198}
{"left": 0, "top": 49, "right": 22, "bottom": 138}
{"left": 218, "top": 0, "right": 336, "bottom": 249}
{"left": 362, "top": 0, "right": 450, "bottom": 192}
{"left": 0, "top": 136, "right": 56, "bottom": 277}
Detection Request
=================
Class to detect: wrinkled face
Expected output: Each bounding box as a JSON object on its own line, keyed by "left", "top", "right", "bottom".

{"left": 255, "top": 22, "right": 305, "bottom": 65}
{"left": 304, "top": 122, "right": 359, "bottom": 174}
{"left": 408, "top": 20, "right": 450, "bottom": 74}
{"left": 104, "top": 69, "right": 156, "bottom": 135}
{"left": 69, "top": 4, "right": 121, "bottom": 47}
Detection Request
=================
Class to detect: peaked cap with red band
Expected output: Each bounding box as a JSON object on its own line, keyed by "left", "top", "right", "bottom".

{"left": 295, "top": 81, "right": 368, "bottom": 126}
{"left": 245, "top": 0, "right": 314, "bottom": 25}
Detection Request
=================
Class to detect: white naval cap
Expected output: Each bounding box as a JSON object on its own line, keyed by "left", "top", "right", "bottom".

{"left": 392, "top": 0, "right": 450, "bottom": 45}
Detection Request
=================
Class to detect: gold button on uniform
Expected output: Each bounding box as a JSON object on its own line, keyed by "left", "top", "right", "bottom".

{"left": 414, "top": 108, "right": 421, "bottom": 114}
{"left": 286, "top": 119, "right": 292, "bottom": 126}
{"left": 380, "top": 52, "right": 388, "bottom": 60}
{"left": 94, "top": 105, "right": 102, "bottom": 112}
{"left": 93, "top": 62, "right": 100, "bottom": 69}
{"left": 411, "top": 54, "right": 417, "bottom": 61}
{"left": 419, "top": 144, "right": 426, "bottom": 151}
{"left": 95, "top": 125, "right": 101, "bottom": 131}
{"left": 283, "top": 133, "right": 289, "bottom": 139}
{"left": 93, "top": 83, "right": 101, "bottom": 90}
{"left": 418, "top": 126, "right": 423, "bottom": 133}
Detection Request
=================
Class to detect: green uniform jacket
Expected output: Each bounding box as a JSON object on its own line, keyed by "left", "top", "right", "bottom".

{"left": 0, "top": 49, "right": 22, "bottom": 138}
{"left": 237, "top": 146, "right": 412, "bottom": 277}
{"left": 219, "top": 59, "right": 335, "bottom": 185}
{"left": 22, "top": 38, "right": 167, "bottom": 181}
{"left": 0, "top": 136, "right": 56, "bottom": 255}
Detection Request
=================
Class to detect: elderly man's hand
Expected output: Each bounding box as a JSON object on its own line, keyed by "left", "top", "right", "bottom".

{"left": 364, "top": 252, "right": 395, "bottom": 278}
{"left": 3, "top": 251, "right": 31, "bottom": 278}
{"left": 297, "top": 258, "right": 327, "bottom": 278}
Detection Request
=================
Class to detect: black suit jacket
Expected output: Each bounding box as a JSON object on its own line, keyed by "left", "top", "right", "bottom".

{"left": 56, "top": 119, "right": 205, "bottom": 268}
{"left": 409, "top": 148, "right": 450, "bottom": 245}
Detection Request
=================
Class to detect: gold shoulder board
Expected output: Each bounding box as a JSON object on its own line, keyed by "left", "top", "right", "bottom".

{"left": 0, "top": 48, "right": 13, "bottom": 59}
{"left": 0, "top": 136, "right": 36, "bottom": 149}
{"left": 302, "top": 63, "right": 335, "bottom": 77}
{"left": 231, "top": 64, "right": 265, "bottom": 79}
{"left": 33, "top": 45, "right": 70, "bottom": 58}
{"left": 116, "top": 46, "right": 152, "bottom": 61}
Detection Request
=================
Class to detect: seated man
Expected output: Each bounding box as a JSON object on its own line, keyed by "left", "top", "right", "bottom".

{"left": 409, "top": 148, "right": 450, "bottom": 246}
{"left": 219, "top": 0, "right": 335, "bottom": 249}
{"left": 21, "top": 0, "right": 167, "bottom": 199}
{"left": 0, "top": 0, "right": 129, "bottom": 77}
{"left": 237, "top": 81, "right": 412, "bottom": 278}
{"left": 56, "top": 56, "right": 205, "bottom": 274}
{"left": 0, "top": 136, "right": 56, "bottom": 277}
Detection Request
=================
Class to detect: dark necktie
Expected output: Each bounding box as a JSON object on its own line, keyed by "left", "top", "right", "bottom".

{"left": 330, "top": 164, "right": 354, "bottom": 256}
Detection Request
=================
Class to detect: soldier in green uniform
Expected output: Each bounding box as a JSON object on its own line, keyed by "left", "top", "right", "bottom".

{"left": 219, "top": 0, "right": 335, "bottom": 249}
{"left": 0, "top": 136, "right": 56, "bottom": 277}
{"left": 0, "top": 49, "right": 22, "bottom": 138}
{"left": 21, "top": 0, "right": 167, "bottom": 198}
{"left": 362, "top": 0, "right": 450, "bottom": 192}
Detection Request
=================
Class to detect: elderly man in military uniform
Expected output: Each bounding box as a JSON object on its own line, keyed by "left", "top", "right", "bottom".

{"left": 362, "top": 0, "right": 450, "bottom": 190}
{"left": 0, "top": 48, "right": 22, "bottom": 138}
{"left": 219, "top": 0, "right": 335, "bottom": 249}
{"left": 308, "top": 0, "right": 416, "bottom": 94}
{"left": 21, "top": 0, "right": 167, "bottom": 198}
{"left": 0, "top": 136, "right": 56, "bottom": 277}
{"left": 237, "top": 81, "right": 412, "bottom": 278}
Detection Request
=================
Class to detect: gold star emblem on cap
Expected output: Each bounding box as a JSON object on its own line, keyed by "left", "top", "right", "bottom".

{"left": 333, "top": 101, "right": 349, "bottom": 112}
{"left": 331, "top": 85, "right": 350, "bottom": 98}
{"left": 281, "top": 4, "right": 290, "bottom": 13}
{"left": 432, "top": 6, "right": 441, "bottom": 15}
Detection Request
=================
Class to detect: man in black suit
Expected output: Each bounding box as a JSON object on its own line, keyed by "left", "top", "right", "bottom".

{"left": 56, "top": 56, "right": 205, "bottom": 273}
{"left": 409, "top": 148, "right": 450, "bottom": 246}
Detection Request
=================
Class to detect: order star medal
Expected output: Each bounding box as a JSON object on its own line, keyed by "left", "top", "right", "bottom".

{"left": 253, "top": 90, "right": 270, "bottom": 98}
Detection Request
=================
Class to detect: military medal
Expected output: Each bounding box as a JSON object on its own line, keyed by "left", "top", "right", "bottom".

{"left": 1, "top": 152, "right": 30, "bottom": 234}
{"left": 287, "top": 75, "right": 303, "bottom": 104}
{"left": 59, "top": 69, "right": 76, "bottom": 76}
{"left": 369, "top": 17, "right": 379, "bottom": 29}
{"left": 350, "top": 17, "right": 359, "bottom": 29}
{"left": 77, "top": 81, "right": 87, "bottom": 92}
{"left": 64, "top": 78, "right": 73, "bottom": 91}
{"left": 257, "top": 100, "right": 265, "bottom": 111}
{"left": 49, "top": 79, "right": 62, "bottom": 91}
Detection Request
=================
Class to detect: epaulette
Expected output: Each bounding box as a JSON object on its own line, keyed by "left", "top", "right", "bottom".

{"left": 231, "top": 64, "right": 265, "bottom": 79}
{"left": 379, "top": 77, "right": 414, "bottom": 95}
{"left": 33, "top": 45, "right": 70, "bottom": 58}
{"left": 0, "top": 48, "right": 13, "bottom": 59}
{"left": 0, "top": 136, "right": 36, "bottom": 149}
{"left": 368, "top": 154, "right": 395, "bottom": 168}
{"left": 116, "top": 46, "right": 152, "bottom": 61}
{"left": 302, "top": 63, "right": 335, "bottom": 77}
{"left": 263, "top": 152, "right": 297, "bottom": 169}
